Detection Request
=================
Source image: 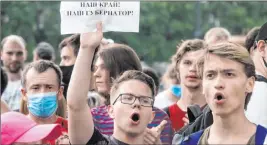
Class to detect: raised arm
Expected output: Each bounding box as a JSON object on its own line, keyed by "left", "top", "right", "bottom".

{"left": 67, "top": 22, "right": 103, "bottom": 144}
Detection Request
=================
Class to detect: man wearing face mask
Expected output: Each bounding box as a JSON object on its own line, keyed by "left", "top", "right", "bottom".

{"left": 20, "top": 60, "right": 68, "bottom": 144}
{"left": 58, "top": 34, "right": 80, "bottom": 98}
{"left": 59, "top": 34, "right": 114, "bottom": 98}
{"left": 246, "top": 22, "right": 267, "bottom": 128}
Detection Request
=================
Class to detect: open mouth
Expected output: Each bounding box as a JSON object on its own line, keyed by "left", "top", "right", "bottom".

{"left": 216, "top": 95, "right": 223, "bottom": 100}
{"left": 131, "top": 113, "right": 140, "bottom": 123}
{"left": 214, "top": 92, "right": 226, "bottom": 103}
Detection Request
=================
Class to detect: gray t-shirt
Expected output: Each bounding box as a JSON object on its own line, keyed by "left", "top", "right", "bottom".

{"left": 198, "top": 127, "right": 256, "bottom": 145}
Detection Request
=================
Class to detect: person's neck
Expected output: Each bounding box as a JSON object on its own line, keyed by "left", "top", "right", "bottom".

{"left": 209, "top": 108, "right": 256, "bottom": 143}
{"left": 6, "top": 69, "right": 22, "bottom": 82}
{"left": 254, "top": 54, "right": 267, "bottom": 78}
{"left": 28, "top": 113, "right": 57, "bottom": 124}
{"left": 166, "top": 89, "right": 179, "bottom": 103}
{"left": 177, "top": 85, "right": 206, "bottom": 111}
{"left": 113, "top": 126, "right": 144, "bottom": 144}
{"left": 256, "top": 65, "right": 267, "bottom": 79}
{"left": 99, "top": 91, "right": 110, "bottom": 106}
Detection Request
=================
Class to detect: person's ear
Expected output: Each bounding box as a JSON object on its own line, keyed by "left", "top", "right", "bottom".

{"left": 57, "top": 86, "right": 64, "bottom": 100}
{"left": 149, "top": 111, "right": 155, "bottom": 123}
{"left": 246, "top": 76, "right": 255, "bottom": 94}
{"left": 107, "top": 105, "right": 115, "bottom": 119}
{"left": 257, "top": 40, "right": 266, "bottom": 57}
{"left": 21, "top": 88, "right": 27, "bottom": 101}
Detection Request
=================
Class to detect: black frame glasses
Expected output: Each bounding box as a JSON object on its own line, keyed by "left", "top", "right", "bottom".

{"left": 112, "top": 93, "right": 154, "bottom": 107}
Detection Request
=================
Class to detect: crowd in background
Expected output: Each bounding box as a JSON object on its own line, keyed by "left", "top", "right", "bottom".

{"left": 1, "top": 19, "right": 267, "bottom": 145}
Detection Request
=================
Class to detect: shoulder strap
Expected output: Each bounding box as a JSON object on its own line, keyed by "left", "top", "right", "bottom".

{"left": 256, "top": 75, "right": 267, "bottom": 83}
{"left": 187, "top": 105, "right": 202, "bottom": 123}
{"left": 163, "top": 106, "right": 170, "bottom": 117}
{"left": 181, "top": 130, "right": 203, "bottom": 145}
{"left": 255, "top": 125, "right": 267, "bottom": 145}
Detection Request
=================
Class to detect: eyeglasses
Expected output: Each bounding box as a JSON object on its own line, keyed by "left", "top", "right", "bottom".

{"left": 112, "top": 93, "right": 154, "bottom": 107}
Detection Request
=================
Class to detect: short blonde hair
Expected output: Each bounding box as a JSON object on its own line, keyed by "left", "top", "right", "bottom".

{"left": 204, "top": 27, "right": 231, "bottom": 44}
{"left": 1, "top": 35, "right": 26, "bottom": 49}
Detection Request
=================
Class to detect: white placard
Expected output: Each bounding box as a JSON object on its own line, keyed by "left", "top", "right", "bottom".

{"left": 60, "top": 1, "right": 140, "bottom": 34}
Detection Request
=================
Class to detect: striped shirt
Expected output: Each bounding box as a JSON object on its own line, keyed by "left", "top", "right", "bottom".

{"left": 91, "top": 105, "right": 173, "bottom": 144}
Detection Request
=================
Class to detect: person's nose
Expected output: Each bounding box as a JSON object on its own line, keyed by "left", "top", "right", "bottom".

{"left": 131, "top": 97, "right": 141, "bottom": 109}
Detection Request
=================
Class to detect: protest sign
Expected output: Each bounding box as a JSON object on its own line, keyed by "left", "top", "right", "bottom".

{"left": 60, "top": 1, "right": 140, "bottom": 34}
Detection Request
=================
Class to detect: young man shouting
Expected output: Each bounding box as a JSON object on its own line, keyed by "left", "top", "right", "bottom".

{"left": 67, "top": 22, "right": 166, "bottom": 145}
{"left": 181, "top": 42, "right": 267, "bottom": 144}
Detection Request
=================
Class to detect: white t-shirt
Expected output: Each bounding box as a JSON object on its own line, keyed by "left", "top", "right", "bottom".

{"left": 2, "top": 80, "right": 22, "bottom": 111}
{"left": 246, "top": 73, "right": 267, "bottom": 128}
{"left": 154, "top": 91, "right": 174, "bottom": 109}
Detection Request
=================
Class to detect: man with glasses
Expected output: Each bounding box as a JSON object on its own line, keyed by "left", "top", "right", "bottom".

{"left": 67, "top": 23, "right": 166, "bottom": 145}
{"left": 112, "top": 93, "right": 154, "bottom": 107}
{"left": 246, "top": 22, "right": 267, "bottom": 128}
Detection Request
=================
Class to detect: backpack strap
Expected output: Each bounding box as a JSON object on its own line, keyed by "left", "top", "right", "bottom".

{"left": 256, "top": 75, "right": 267, "bottom": 83}
{"left": 255, "top": 125, "right": 267, "bottom": 145}
{"left": 187, "top": 105, "right": 202, "bottom": 123}
{"left": 163, "top": 106, "right": 170, "bottom": 117}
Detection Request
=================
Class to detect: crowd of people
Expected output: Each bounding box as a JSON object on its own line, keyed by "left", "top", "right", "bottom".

{"left": 1, "top": 20, "right": 267, "bottom": 145}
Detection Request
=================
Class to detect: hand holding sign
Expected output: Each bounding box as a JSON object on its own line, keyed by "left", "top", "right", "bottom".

{"left": 60, "top": 1, "right": 140, "bottom": 34}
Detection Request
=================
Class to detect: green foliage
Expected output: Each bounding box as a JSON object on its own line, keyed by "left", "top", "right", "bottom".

{"left": 1, "top": 1, "right": 267, "bottom": 64}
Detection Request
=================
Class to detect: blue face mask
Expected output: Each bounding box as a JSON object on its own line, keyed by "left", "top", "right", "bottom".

{"left": 171, "top": 85, "right": 181, "bottom": 98}
{"left": 27, "top": 92, "right": 58, "bottom": 118}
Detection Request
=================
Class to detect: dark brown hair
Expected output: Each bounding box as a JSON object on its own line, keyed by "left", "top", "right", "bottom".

{"left": 245, "top": 27, "right": 260, "bottom": 53}
{"left": 58, "top": 34, "right": 80, "bottom": 57}
{"left": 143, "top": 67, "right": 159, "bottom": 94}
{"left": 1, "top": 67, "right": 8, "bottom": 95}
{"left": 95, "top": 43, "right": 142, "bottom": 80}
{"left": 22, "top": 60, "right": 62, "bottom": 88}
{"left": 110, "top": 70, "right": 156, "bottom": 104}
{"left": 35, "top": 42, "right": 55, "bottom": 61}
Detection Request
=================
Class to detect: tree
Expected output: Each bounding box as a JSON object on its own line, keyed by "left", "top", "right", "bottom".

{"left": 1, "top": 1, "right": 267, "bottom": 63}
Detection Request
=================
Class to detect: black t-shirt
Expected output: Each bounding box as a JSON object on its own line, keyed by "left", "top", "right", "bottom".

{"left": 86, "top": 128, "right": 130, "bottom": 145}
